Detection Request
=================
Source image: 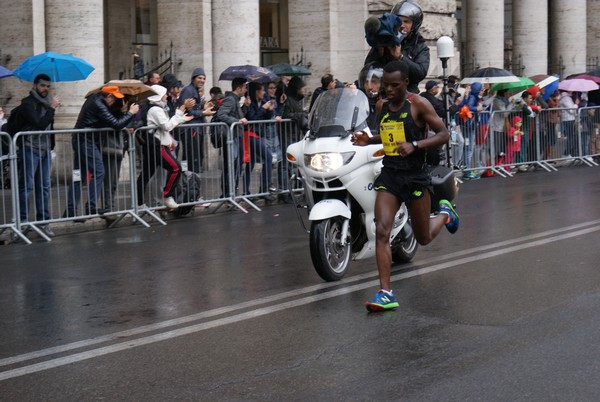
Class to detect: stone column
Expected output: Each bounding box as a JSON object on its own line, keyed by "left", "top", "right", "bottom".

{"left": 212, "top": 0, "right": 260, "bottom": 88}
{"left": 288, "top": 0, "right": 333, "bottom": 92}
{"left": 587, "top": 0, "right": 600, "bottom": 69}
{"left": 45, "top": 0, "right": 105, "bottom": 124}
{"left": 465, "top": 0, "right": 504, "bottom": 72}
{"left": 513, "top": 1, "right": 548, "bottom": 76}
{"left": 550, "top": 0, "right": 587, "bottom": 77}
{"left": 158, "top": 0, "right": 213, "bottom": 88}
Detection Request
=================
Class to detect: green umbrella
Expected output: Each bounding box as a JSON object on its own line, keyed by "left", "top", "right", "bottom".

{"left": 490, "top": 77, "right": 535, "bottom": 93}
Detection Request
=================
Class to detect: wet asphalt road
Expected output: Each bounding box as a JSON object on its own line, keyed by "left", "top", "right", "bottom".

{"left": 1, "top": 165, "right": 600, "bottom": 401}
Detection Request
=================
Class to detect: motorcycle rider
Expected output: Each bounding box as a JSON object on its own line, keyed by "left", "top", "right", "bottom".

{"left": 358, "top": 62, "right": 384, "bottom": 132}
{"left": 352, "top": 60, "right": 459, "bottom": 312}
{"left": 364, "top": 0, "right": 429, "bottom": 94}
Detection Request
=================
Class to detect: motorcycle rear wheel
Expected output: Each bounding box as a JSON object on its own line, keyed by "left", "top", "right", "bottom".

{"left": 309, "top": 217, "right": 351, "bottom": 281}
{"left": 391, "top": 222, "right": 418, "bottom": 263}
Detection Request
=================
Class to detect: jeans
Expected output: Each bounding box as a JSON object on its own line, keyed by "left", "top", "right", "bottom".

{"left": 18, "top": 146, "right": 51, "bottom": 221}
{"left": 66, "top": 136, "right": 105, "bottom": 215}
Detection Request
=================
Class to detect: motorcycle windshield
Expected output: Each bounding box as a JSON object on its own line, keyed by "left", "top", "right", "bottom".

{"left": 308, "top": 88, "right": 370, "bottom": 138}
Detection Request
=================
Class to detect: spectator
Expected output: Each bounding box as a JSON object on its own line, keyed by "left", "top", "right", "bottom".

{"left": 177, "top": 67, "right": 215, "bottom": 173}
{"left": 282, "top": 76, "right": 308, "bottom": 199}
{"left": 245, "top": 82, "right": 275, "bottom": 198}
{"left": 64, "top": 86, "right": 139, "bottom": 219}
{"left": 263, "top": 81, "right": 285, "bottom": 192}
{"left": 364, "top": 0, "right": 429, "bottom": 93}
{"left": 99, "top": 95, "right": 129, "bottom": 217}
{"left": 490, "top": 89, "right": 512, "bottom": 164}
{"left": 17, "top": 73, "right": 61, "bottom": 236}
{"left": 559, "top": 90, "right": 578, "bottom": 157}
{"left": 458, "top": 82, "right": 483, "bottom": 178}
{"left": 544, "top": 90, "right": 560, "bottom": 159}
{"left": 419, "top": 80, "right": 444, "bottom": 118}
{"left": 145, "top": 71, "right": 161, "bottom": 86}
{"left": 215, "top": 77, "right": 248, "bottom": 197}
{"left": 505, "top": 116, "right": 523, "bottom": 170}
{"left": 309, "top": 74, "right": 336, "bottom": 112}
{"left": 517, "top": 91, "right": 540, "bottom": 164}
{"left": 136, "top": 85, "right": 193, "bottom": 209}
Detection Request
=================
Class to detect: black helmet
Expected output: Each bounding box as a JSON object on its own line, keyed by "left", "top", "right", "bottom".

{"left": 391, "top": 1, "right": 423, "bottom": 35}
{"left": 358, "top": 62, "right": 384, "bottom": 98}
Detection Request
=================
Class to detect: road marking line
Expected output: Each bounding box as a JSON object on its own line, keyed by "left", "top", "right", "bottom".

{"left": 1, "top": 223, "right": 599, "bottom": 381}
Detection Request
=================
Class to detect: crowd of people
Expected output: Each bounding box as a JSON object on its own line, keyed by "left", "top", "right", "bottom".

{"left": 3, "top": 62, "right": 320, "bottom": 236}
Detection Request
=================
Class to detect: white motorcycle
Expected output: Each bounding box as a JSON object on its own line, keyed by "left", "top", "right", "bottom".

{"left": 286, "top": 88, "right": 415, "bottom": 281}
{"left": 287, "top": 88, "right": 458, "bottom": 281}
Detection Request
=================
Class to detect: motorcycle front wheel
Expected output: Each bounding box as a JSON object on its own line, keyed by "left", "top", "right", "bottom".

{"left": 309, "top": 217, "right": 351, "bottom": 281}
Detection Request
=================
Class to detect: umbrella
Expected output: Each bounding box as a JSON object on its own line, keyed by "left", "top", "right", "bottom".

{"left": 460, "top": 67, "right": 520, "bottom": 84}
{"left": 268, "top": 63, "right": 312, "bottom": 77}
{"left": 568, "top": 74, "right": 600, "bottom": 84}
{"left": 508, "top": 75, "right": 558, "bottom": 101}
{"left": 219, "top": 65, "right": 278, "bottom": 83}
{"left": 84, "top": 79, "right": 157, "bottom": 101}
{"left": 13, "top": 51, "right": 94, "bottom": 82}
{"left": 558, "top": 78, "right": 599, "bottom": 92}
{"left": 490, "top": 76, "right": 534, "bottom": 93}
{"left": 0, "top": 65, "right": 13, "bottom": 79}
{"left": 529, "top": 74, "right": 559, "bottom": 89}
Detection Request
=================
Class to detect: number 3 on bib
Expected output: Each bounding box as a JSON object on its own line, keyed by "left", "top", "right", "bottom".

{"left": 380, "top": 121, "right": 406, "bottom": 156}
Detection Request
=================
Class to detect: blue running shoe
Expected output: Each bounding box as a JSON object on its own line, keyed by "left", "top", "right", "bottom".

{"left": 439, "top": 199, "right": 459, "bottom": 234}
{"left": 463, "top": 171, "right": 480, "bottom": 180}
{"left": 365, "top": 290, "right": 399, "bottom": 312}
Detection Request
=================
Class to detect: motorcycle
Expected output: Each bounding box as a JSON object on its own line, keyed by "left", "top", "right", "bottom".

{"left": 286, "top": 87, "right": 458, "bottom": 281}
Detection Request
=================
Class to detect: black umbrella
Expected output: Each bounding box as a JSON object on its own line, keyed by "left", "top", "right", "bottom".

{"left": 219, "top": 65, "right": 278, "bottom": 83}
{"left": 460, "top": 67, "right": 520, "bottom": 84}
{"left": 268, "top": 63, "right": 311, "bottom": 77}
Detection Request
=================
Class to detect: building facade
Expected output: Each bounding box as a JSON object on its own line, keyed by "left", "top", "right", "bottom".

{"left": 0, "top": 0, "right": 598, "bottom": 127}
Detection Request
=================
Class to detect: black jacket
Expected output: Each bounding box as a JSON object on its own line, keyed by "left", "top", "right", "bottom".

{"left": 20, "top": 93, "right": 56, "bottom": 150}
{"left": 419, "top": 91, "right": 445, "bottom": 119}
{"left": 365, "top": 33, "right": 430, "bottom": 94}
{"left": 74, "top": 94, "right": 135, "bottom": 144}
{"left": 75, "top": 94, "right": 134, "bottom": 130}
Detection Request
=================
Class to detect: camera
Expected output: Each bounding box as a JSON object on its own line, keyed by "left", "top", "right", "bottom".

{"left": 365, "top": 12, "right": 404, "bottom": 48}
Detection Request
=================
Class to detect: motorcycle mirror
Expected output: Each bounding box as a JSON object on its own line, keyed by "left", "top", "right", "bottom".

{"left": 350, "top": 106, "right": 359, "bottom": 132}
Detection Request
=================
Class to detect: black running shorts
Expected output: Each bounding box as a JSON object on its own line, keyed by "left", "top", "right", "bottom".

{"left": 374, "top": 167, "right": 431, "bottom": 204}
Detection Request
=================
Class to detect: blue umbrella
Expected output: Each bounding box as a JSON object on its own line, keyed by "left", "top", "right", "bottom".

{"left": 219, "top": 65, "right": 278, "bottom": 83}
{"left": 0, "top": 65, "right": 13, "bottom": 79}
{"left": 13, "top": 51, "right": 94, "bottom": 82}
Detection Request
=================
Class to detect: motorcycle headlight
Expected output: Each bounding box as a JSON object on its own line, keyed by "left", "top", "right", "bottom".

{"left": 305, "top": 152, "right": 355, "bottom": 173}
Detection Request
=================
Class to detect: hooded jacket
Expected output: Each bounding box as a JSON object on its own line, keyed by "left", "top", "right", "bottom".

{"left": 147, "top": 100, "right": 187, "bottom": 146}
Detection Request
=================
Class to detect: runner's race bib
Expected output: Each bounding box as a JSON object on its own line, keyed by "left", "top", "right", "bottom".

{"left": 380, "top": 121, "right": 406, "bottom": 156}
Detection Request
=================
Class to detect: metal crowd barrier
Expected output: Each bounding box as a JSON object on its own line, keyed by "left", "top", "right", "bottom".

{"left": 453, "top": 105, "right": 600, "bottom": 178}
{"left": 230, "top": 118, "right": 296, "bottom": 211}
{"left": 0, "top": 131, "right": 25, "bottom": 242}
{"left": 2, "top": 118, "right": 299, "bottom": 244}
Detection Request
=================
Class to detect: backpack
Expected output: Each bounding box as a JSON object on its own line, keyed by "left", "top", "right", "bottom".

{"left": 175, "top": 170, "right": 202, "bottom": 216}
{"left": 1, "top": 104, "right": 25, "bottom": 155}
{"left": 2, "top": 104, "right": 26, "bottom": 136}
{"left": 209, "top": 98, "right": 226, "bottom": 148}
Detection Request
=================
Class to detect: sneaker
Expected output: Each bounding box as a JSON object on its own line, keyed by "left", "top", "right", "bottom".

{"left": 40, "top": 224, "right": 55, "bottom": 237}
{"left": 365, "top": 290, "right": 399, "bottom": 312}
{"left": 439, "top": 200, "right": 459, "bottom": 234}
{"left": 164, "top": 196, "right": 179, "bottom": 209}
{"left": 463, "top": 171, "right": 480, "bottom": 180}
